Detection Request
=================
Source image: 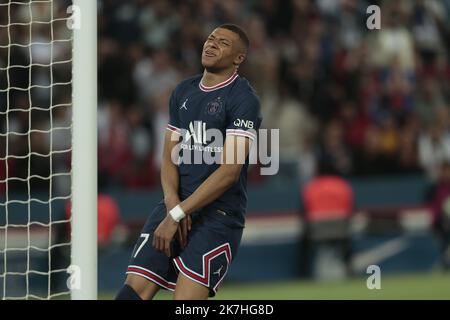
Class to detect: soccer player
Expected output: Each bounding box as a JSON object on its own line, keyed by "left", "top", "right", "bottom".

{"left": 116, "top": 24, "right": 262, "bottom": 300}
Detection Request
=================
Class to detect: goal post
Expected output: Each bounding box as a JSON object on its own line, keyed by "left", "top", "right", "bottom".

{"left": 71, "top": 0, "right": 97, "bottom": 300}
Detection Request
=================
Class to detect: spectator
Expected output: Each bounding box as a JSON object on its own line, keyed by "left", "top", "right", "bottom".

{"left": 98, "top": 101, "right": 132, "bottom": 186}
{"left": 267, "top": 88, "right": 317, "bottom": 181}
{"left": 353, "top": 124, "right": 393, "bottom": 176}
{"left": 300, "top": 175, "right": 354, "bottom": 279}
{"left": 317, "top": 119, "right": 353, "bottom": 176}
{"left": 418, "top": 123, "right": 450, "bottom": 182}
{"left": 133, "top": 49, "right": 181, "bottom": 104}
{"left": 124, "top": 106, "right": 157, "bottom": 189}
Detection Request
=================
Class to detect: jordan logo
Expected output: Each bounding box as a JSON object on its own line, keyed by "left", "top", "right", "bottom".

{"left": 213, "top": 265, "right": 223, "bottom": 277}
{"left": 180, "top": 98, "right": 188, "bottom": 110}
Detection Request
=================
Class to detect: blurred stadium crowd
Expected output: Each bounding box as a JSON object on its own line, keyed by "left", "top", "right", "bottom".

{"left": 1, "top": 0, "right": 450, "bottom": 193}
{"left": 97, "top": 0, "right": 450, "bottom": 188}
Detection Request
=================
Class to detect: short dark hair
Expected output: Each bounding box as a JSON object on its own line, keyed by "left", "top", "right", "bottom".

{"left": 218, "top": 23, "right": 249, "bottom": 52}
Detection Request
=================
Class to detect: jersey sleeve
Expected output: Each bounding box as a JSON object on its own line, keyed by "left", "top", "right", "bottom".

{"left": 166, "top": 89, "right": 181, "bottom": 135}
{"left": 226, "top": 92, "right": 262, "bottom": 141}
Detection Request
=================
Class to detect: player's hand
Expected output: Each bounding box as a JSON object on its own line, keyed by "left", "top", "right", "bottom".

{"left": 176, "top": 215, "right": 192, "bottom": 249}
{"left": 153, "top": 215, "right": 179, "bottom": 257}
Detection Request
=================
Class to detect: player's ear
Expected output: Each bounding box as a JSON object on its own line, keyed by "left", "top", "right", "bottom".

{"left": 234, "top": 53, "right": 246, "bottom": 67}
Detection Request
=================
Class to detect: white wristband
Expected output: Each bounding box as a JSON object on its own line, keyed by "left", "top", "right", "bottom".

{"left": 169, "top": 205, "right": 186, "bottom": 222}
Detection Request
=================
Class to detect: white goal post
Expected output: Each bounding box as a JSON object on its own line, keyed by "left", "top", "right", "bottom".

{"left": 0, "top": 0, "right": 97, "bottom": 300}
{"left": 71, "top": 0, "right": 97, "bottom": 300}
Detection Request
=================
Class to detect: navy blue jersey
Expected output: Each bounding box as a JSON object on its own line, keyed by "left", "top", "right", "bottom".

{"left": 166, "top": 71, "right": 262, "bottom": 228}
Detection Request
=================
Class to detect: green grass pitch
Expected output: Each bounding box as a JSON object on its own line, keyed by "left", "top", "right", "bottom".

{"left": 100, "top": 271, "right": 450, "bottom": 300}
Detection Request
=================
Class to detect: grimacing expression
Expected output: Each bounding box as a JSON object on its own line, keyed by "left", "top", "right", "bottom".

{"left": 201, "top": 28, "right": 246, "bottom": 70}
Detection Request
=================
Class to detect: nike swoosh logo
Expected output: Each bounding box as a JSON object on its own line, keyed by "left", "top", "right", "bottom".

{"left": 351, "top": 237, "right": 408, "bottom": 272}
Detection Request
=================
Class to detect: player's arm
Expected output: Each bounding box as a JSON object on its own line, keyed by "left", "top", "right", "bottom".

{"left": 159, "top": 129, "right": 191, "bottom": 249}
{"left": 160, "top": 88, "right": 183, "bottom": 211}
{"left": 153, "top": 87, "right": 192, "bottom": 253}
{"left": 161, "top": 130, "right": 181, "bottom": 212}
{"left": 179, "top": 135, "right": 250, "bottom": 215}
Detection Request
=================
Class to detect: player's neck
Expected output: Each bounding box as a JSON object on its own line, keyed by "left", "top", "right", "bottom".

{"left": 201, "top": 68, "right": 238, "bottom": 88}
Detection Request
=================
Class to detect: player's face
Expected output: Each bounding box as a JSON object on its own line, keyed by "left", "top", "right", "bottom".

{"left": 201, "top": 28, "right": 245, "bottom": 71}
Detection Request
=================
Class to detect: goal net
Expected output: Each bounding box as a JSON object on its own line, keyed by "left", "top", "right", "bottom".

{"left": 0, "top": 0, "right": 96, "bottom": 300}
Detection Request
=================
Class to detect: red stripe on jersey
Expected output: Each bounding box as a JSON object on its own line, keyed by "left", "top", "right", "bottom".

{"left": 226, "top": 129, "right": 256, "bottom": 140}
{"left": 167, "top": 124, "right": 181, "bottom": 132}
{"left": 173, "top": 243, "right": 232, "bottom": 286}
{"left": 166, "top": 127, "right": 181, "bottom": 135}
{"left": 199, "top": 72, "right": 238, "bottom": 92}
{"left": 166, "top": 124, "right": 181, "bottom": 136}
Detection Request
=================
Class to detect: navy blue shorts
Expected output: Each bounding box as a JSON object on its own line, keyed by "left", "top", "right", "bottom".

{"left": 125, "top": 202, "right": 243, "bottom": 297}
